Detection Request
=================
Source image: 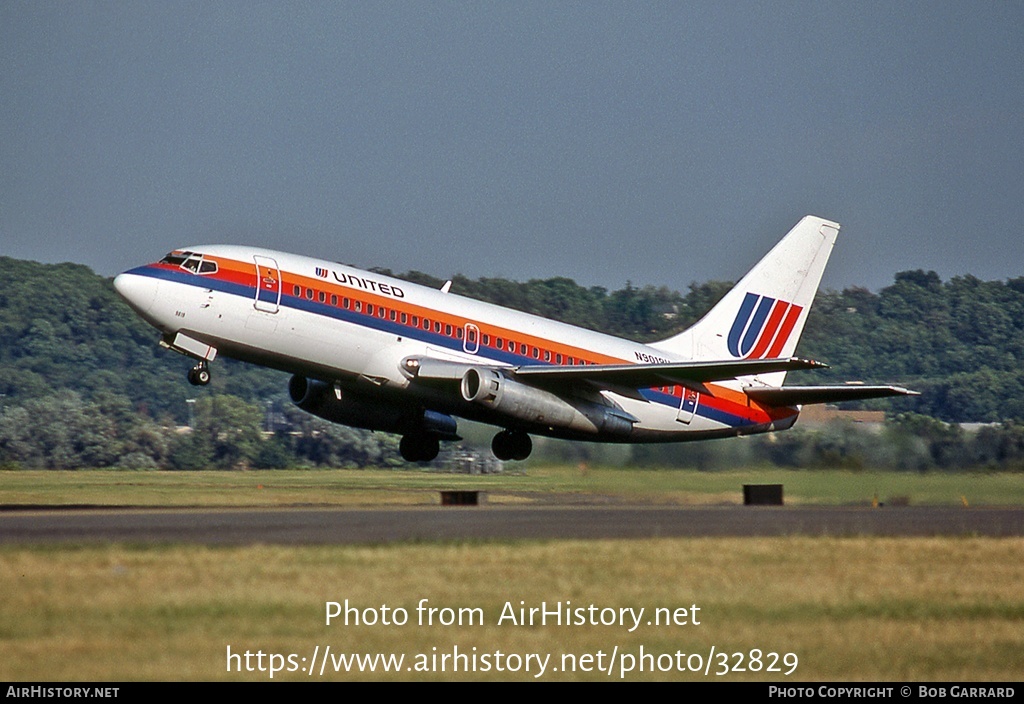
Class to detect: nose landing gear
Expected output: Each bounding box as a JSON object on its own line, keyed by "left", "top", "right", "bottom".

{"left": 187, "top": 361, "right": 211, "bottom": 386}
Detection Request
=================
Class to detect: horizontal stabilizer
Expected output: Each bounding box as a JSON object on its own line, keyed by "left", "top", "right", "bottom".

{"left": 514, "top": 357, "right": 828, "bottom": 388}
{"left": 745, "top": 384, "right": 920, "bottom": 407}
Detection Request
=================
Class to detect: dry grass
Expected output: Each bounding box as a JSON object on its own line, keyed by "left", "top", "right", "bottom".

{"left": 2, "top": 537, "right": 1021, "bottom": 681}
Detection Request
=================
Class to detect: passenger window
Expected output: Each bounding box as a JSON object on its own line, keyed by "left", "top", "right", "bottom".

{"left": 331, "top": 294, "right": 338, "bottom": 306}
{"left": 318, "top": 291, "right": 326, "bottom": 303}
{"left": 306, "top": 288, "right": 313, "bottom": 300}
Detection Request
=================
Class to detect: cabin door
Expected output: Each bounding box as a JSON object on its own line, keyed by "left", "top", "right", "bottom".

{"left": 676, "top": 388, "right": 700, "bottom": 424}
{"left": 253, "top": 255, "right": 282, "bottom": 313}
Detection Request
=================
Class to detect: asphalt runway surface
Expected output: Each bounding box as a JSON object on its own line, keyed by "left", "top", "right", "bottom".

{"left": 1, "top": 505, "right": 1022, "bottom": 545}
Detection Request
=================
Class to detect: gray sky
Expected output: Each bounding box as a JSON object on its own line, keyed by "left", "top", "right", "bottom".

{"left": 2, "top": 1, "right": 1022, "bottom": 292}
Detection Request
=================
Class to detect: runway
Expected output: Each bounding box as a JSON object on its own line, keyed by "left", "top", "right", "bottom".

{"left": 2, "top": 505, "right": 1022, "bottom": 545}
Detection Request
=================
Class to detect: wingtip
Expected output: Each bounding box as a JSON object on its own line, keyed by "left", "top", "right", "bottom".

{"left": 793, "top": 357, "right": 830, "bottom": 370}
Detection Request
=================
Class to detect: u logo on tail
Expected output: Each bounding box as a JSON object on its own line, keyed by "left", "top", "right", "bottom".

{"left": 726, "top": 292, "right": 803, "bottom": 359}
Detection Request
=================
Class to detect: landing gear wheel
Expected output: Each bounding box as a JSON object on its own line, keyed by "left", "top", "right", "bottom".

{"left": 188, "top": 362, "right": 211, "bottom": 386}
{"left": 492, "top": 430, "right": 532, "bottom": 461}
{"left": 492, "top": 431, "right": 513, "bottom": 461}
{"left": 511, "top": 432, "right": 532, "bottom": 461}
{"left": 400, "top": 433, "right": 440, "bottom": 462}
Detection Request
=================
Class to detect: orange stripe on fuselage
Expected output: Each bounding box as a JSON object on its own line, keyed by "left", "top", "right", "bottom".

{"left": 281, "top": 263, "right": 615, "bottom": 367}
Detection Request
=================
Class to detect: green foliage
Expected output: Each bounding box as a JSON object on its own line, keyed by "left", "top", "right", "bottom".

{"left": 972, "top": 421, "right": 1024, "bottom": 471}
{"left": 0, "top": 256, "right": 292, "bottom": 424}
{"left": 800, "top": 271, "right": 1024, "bottom": 422}
{"left": 252, "top": 436, "right": 294, "bottom": 469}
{"left": 279, "top": 406, "right": 404, "bottom": 468}
{"left": 167, "top": 433, "right": 215, "bottom": 471}
{"left": 0, "top": 392, "right": 176, "bottom": 469}
{"left": 622, "top": 417, "right": 1024, "bottom": 473}
{"left": 191, "top": 395, "right": 265, "bottom": 468}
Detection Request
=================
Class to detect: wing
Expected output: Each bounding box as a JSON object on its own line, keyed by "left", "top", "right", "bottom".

{"left": 408, "top": 356, "right": 826, "bottom": 393}
{"left": 407, "top": 356, "right": 918, "bottom": 406}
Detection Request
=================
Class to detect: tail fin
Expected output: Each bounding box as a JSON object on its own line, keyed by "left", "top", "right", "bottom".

{"left": 652, "top": 215, "right": 839, "bottom": 382}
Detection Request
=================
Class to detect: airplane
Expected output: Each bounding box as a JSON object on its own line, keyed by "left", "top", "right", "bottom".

{"left": 113, "top": 215, "right": 918, "bottom": 462}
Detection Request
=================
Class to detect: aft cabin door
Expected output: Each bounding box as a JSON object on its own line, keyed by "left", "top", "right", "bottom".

{"left": 676, "top": 388, "right": 700, "bottom": 424}
{"left": 253, "top": 256, "right": 282, "bottom": 313}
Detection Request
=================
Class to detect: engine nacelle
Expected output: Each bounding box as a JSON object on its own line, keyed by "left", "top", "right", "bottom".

{"left": 288, "top": 375, "right": 457, "bottom": 438}
{"left": 460, "top": 367, "right": 634, "bottom": 438}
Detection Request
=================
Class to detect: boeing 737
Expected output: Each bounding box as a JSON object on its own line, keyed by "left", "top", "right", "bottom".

{"left": 113, "top": 215, "right": 917, "bottom": 462}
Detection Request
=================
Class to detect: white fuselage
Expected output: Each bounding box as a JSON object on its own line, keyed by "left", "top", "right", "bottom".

{"left": 114, "top": 244, "right": 797, "bottom": 444}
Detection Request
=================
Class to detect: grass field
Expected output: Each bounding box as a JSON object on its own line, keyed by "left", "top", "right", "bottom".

{"left": 1, "top": 467, "right": 1022, "bottom": 681}
{"left": 1, "top": 538, "right": 1022, "bottom": 681}
{"left": 2, "top": 466, "right": 1022, "bottom": 507}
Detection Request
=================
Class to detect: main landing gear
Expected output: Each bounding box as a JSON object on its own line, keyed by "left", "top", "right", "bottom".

{"left": 400, "top": 433, "right": 440, "bottom": 462}
{"left": 491, "top": 430, "right": 532, "bottom": 461}
{"left": 187, "top": 361, "right": 211, "bottom": 386}
{"left": 399, "top": 430, "right": 532, "bottom": 463}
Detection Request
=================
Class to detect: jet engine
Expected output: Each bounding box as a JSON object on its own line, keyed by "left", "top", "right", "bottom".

{"left": 459, "top": 367, "right": 634, "bottom": 438}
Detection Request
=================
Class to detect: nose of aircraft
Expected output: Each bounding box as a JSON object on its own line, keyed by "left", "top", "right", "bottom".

{"left": 113, "top": 271, "right": 158, "bottom": 315}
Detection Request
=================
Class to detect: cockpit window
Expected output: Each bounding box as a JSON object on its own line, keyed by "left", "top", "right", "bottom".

{"left": 160, "top": 251, "right": 217, "bottom": 275}
{"left": 159, "top": 252, "right": 191, "bottom": 266}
